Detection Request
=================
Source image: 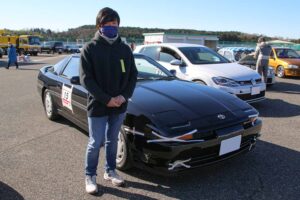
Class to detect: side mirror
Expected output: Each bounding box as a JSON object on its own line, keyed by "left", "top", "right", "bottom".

{"left": 70, "top": 76, "right": 80, "bottom": 85}
{"left": 170, "top": 59, "right": 183, "bottom": 66}
{"left": 169, "top": 69, "right": 177, "bottom": 76}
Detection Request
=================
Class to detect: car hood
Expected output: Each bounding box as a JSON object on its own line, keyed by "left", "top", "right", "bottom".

{"left": 129, "top": 79, "right": 252, "bottom": 136}
{"left": 192, "top": 63, "right": 261, "bottom": 81}
{"left": 279, "top": 58, "right": 300, "bottom": 66}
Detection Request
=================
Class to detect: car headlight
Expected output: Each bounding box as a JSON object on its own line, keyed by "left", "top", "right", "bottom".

{"left": 212, "top": 77, "right": 240, "bottom": 87}
{"left": 244, "top": 109, "right": 259, "bottom": 126}
{"left": 287, "top": 65, "right": 299, "bottom": 69}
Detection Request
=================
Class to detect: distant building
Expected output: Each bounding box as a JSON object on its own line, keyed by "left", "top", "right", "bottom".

{"left": 143, "top": 32, "right": 219, "bottom": 50}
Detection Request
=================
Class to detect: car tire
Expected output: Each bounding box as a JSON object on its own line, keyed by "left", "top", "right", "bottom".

{"left": 116, "top": 128, "right": 132, "bottom": 170}
{"left": 43, "top": 89, "right": 59, "bottom": 121}
{"left": 194, "top": 80, "right": 207, "bottom": 85}
{"left": 277, "top": 66, "right": 285, "bottom": 78}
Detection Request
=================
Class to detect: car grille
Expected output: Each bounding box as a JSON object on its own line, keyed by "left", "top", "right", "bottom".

{"left": 171, "top": 135, "right": 255, "bottom": 169}
{"left": 192, "top": 120, "right": 252, "bottom": 141}
{"left": 237, "top": 91, "right": 265, "bottom": 101}
{"left": 193, "top": 131, "right": 215, "bottom": 140}
{"left": 237, "top": 79, "right": 262, "bottom": 85}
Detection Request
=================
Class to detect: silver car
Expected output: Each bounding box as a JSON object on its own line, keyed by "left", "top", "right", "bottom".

{"left": 238, "top": 53, "right": 276, "bottom": 86}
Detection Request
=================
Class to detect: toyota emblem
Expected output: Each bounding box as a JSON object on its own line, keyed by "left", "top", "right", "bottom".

{"left": 217, "top": 114, "right": 226, "bottom": 120}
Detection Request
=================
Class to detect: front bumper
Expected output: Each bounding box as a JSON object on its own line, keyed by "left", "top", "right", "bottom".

{"left": 130, "top": 119, "right": 262, "bottom": 174}
{"left": 217, "top": 84, "right": 266, "bottom": 103}
{"left": 285, "top": 68, "right": 300, "bottom": 77}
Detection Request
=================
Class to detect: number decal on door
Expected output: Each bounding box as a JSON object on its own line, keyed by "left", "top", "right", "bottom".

{"left": 61, "top": 84, "right": 73, "bottom": 112}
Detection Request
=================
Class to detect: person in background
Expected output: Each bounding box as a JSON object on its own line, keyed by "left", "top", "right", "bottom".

{"left": 130, "top": 41, "right": 136, "bottom": 51}
{"left": 254, "top": 37, "right": 272, "bottom": 83}
{"left": 80, "top": 7, "right": 138, "bottom": 195}
{"left": 6, "top": 43, "right": 19, "bottom": 69}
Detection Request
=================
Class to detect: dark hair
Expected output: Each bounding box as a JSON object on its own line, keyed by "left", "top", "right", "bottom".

{"left": 96, "top": 7, "right": 120, "bottom": 28}
{"left": 258, "top": 36, "right": 266, "bottom": 43}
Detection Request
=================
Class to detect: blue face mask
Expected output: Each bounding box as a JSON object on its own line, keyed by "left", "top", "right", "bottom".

{"left": 100, "top": 26, "right": 118, "bottom": 38}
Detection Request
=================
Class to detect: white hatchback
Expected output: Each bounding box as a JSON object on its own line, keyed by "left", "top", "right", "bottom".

{"left": 134, "top": 43, "right": 266, "bottom": 103}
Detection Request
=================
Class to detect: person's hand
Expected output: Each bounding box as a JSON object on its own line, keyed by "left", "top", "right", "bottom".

{"left": 115, "top": 95, "right": 126, "bottom": 105}
{"left": 106, "top": 98, "right": 120, "bottom": 107}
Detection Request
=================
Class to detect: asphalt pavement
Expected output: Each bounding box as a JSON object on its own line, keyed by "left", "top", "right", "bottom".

{"left": 0, "top": 54, "right": 299, "bottom": 200}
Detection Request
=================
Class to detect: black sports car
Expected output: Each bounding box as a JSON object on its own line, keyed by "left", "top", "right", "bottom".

{"left": 37, "top": 54, "right": 262, "bottom": 174}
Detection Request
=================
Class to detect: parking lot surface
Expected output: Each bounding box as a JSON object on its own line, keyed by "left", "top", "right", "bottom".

{"left": 0, "top": 54, "right": 299, "bottom": 200}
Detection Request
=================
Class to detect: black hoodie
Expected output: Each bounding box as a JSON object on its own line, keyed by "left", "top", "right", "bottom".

{"left": 80, "top": 31, "right": 138, "bottom": 117}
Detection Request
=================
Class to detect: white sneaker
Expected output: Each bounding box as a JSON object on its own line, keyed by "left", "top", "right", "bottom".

{"left": 103, "top": 170, "right": 125, "bottom": 186}
{"left": 85, "top": 175, "right": 98, "bottom": 194}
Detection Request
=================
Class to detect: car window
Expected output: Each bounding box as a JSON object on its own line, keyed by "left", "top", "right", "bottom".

{"left": 179, "top": 47, "right": 229, "bottom": 64}
{"left": 55, "top": 42, "right": 63, "bottom": 47}
{"left": 158, "top": 47, "right": 181, "bottom": 63}
{"left": 135, "top": 57, "right": 169, "bottom": 79}
{"left": 270, "top": 50, "right": 274, "bottom": 58}
{"left": 139, "top": 46, "right": 159, "bottom": 60}
{"left": 275, "top": 49, "right": 300, "bottom": 59}
{"left": 61, "top": 57, "right": 80, "bottom": 79}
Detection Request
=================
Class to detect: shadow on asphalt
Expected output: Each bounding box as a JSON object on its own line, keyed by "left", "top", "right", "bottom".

{"left": 268, "top": 79, "right": 300, "bottom": 95}
{"left": 120, "top": 140, "right": 300, "bottom": 200}
{"left": 252, "top": 98, "right": 300, "bottom": 117}
{"left": 55, "top": 117, "right": 88, "bottom": 135}
{"left": 0, "top": 181, "right": 24, "bottom": 200}
{"left": 94, "top": 185, "right": 158, "bottom": 200}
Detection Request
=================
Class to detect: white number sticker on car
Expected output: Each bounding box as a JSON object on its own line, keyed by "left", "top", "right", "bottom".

{"left": 61, "top": 84, "right": 73, "bottom": 111}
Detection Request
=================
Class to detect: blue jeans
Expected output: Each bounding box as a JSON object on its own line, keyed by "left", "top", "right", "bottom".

{"left": 85, "top": 113, "right": 125, "bottom": 176}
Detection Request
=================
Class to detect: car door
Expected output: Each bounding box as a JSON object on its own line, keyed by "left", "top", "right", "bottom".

{"left": 268, "top": 49, "right": 277, "bottom": 70}
{"left": 59, "top": 57, "right": 86, "bottom": 124}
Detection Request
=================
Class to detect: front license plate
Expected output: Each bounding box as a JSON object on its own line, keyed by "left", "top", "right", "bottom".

{"left": 251, "top": 86, "right": 260, "bottom": 95}
{"left": 219, "top": 135, "right": 241, "bottom": 156}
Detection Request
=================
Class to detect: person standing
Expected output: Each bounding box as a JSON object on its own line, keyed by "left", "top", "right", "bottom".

{"left": 6, "top": 43, "right": 19, "bottom": 69}
{"left": 79, "top": 7, "right": 138, "bottom": 194}
{"left": 254, "top": 37, "right": 272, "bottom": 83}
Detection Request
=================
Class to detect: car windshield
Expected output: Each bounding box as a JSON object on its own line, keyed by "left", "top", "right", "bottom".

{"left": 239, "top": 54, "right": 256, "bottom": 62}
{"left": 134, "top": 57, "right": 172, "bottom": 80}
{"left": 275, "top": 49, "right": 300, "bottom": 59}
{"left": 28, "top": 36, "right": 40, "bottom": 45}
{"left": 179, "top": 47, "right": 229, "bottom": 64}
{"left": 55, "top": 42, "right": 63, "bottom": 47}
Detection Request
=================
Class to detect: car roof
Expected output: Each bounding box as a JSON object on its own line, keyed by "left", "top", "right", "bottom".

{"left": 272, "top": 47, "right": 293, "bottom": 50}
{"left": 219, "top": 47, "right": 255, "bottom": 52}
{"left": 71, "top": 53, "right": 147, "bottom": 58}
{"left": 140, "top": 43, "right": 206, "bottom": 48}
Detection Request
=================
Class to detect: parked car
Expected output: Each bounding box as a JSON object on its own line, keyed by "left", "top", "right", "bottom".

{"left": 238, "top": 53, "right": 275, "bottom": 85}
{"left": 0, "top": 47, "right": 3, "bottom": 58}
{"left": 269, "top": 47, "right": 300, "bottom": 78}
{"left": 218, "top": 47, "right": 255, "bottom": 62}
{"left": 64, "top": 44, "right": 81, "bottom": 54}
{"left": 37, "top": 53, "right": 262, "bottom": 174}
{"left": 134, "top": 43, "right": 266, "bottom": 104}
{"left": 41, "top": 41, "right": 64, "bottom": 54}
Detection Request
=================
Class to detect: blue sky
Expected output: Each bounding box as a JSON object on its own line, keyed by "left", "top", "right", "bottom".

{"left": 1, "top": 0, "right": 299, "bottom": 39}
